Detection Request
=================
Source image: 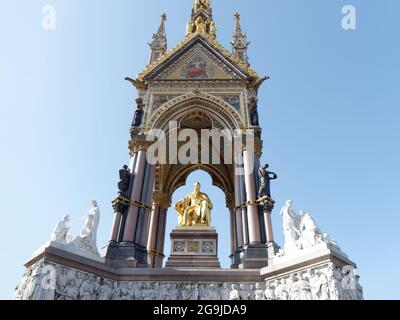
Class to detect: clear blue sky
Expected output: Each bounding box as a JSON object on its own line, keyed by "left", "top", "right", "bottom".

{"left": 0, "top": 0, "right": 399, "bottom": 300}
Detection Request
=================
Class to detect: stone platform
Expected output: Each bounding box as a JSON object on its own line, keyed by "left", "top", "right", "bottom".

{"left": 165, "top": 227, "right": 220, "bottom": 268}
{"left": 14, "top": 241, "right": 363, "bottom": 300}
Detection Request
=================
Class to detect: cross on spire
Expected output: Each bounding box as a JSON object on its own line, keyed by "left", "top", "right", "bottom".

{"left": 232, "top": 12, "right": 250, "bottom": 65}
{"left": 148, "top": 13, "right": 168, "bottom": 63}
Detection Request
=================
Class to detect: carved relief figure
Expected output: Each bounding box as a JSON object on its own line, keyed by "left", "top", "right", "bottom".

{"left": 229, "top": 284, "right": 241, "bottom": 301}
{"left": 98, "top": 280, "right": 112, "bottom": 300}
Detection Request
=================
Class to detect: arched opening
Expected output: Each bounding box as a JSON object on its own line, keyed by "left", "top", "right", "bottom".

{"left": 164, "top": 170, "right": 231, "bottom": 268}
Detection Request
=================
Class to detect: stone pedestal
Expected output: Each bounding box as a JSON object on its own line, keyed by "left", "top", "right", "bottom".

{"left": 104, "top": 241, "right": 147, "bottom": 268}
{"left": 165, "top": 227, "right": 221, "bottom": 268}
{"left": 236, "top": 243, "right": 269, "bottom": 269}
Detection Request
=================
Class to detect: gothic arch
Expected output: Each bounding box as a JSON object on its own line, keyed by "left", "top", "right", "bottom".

{"left": 164, "top": 164, "right": 234, "bottom": 206}
{"left": 146, "top": 91, "right": 246, "bottom": 132}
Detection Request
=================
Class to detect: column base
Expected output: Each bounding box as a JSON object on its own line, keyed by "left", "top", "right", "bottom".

{"left": 233, "top": 243, "right": 270, "bottom": 269}
{"left": 104, "top": 241, "right": 148, "bottom": 268}
{"left": 267, "top": 241, "right": 280, "bottom": 259}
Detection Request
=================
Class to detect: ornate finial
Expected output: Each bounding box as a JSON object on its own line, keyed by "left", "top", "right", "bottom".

{"left": 186, "top": 0, "right": 216, "bottom": 39}
{"left": 231, "top": 12, "right": 250, "bottom": 65}
{"left": 193, "top": 0, "right": 212, "bottom": 14}
{"left": 148, "top": 13, "right": 168, "bottom": 63}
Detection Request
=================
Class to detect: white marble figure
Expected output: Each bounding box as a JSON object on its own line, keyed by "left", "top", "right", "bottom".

{"left": 50, "top": 215, "right": 71, "bottom": 244}
{"left": 79, "top": 276, "right": 94, "bottom": 300}
{"left": 98, "top": 280, "right": 112, "bottom": 300}
{"left": 298, "top": 274, "right": 313, "bottom": 300}
{"left": 135, "top": 283, "right": 143, "bottom": 300}
{"left": 355, "top": 276, "right": 364, "bottom": 300}
{"left": 14, "top": 269, "right": 32, "bottom": 300}
{"left": 275, "top": 279, "right": 289, "bottom": 300}
{"left": 254, "top": 283, "right": 265, "bottom": 300}
{"left": 30, "top": 263, "right": 55, "bottom": 300}
{"left": 169, "top": 284, "right": 180, "bottom": 300}
{"left": 288, "top": 274, "right": 301, "bottom": 300}
{"left": 158, "top": 283, "right": 170, "bottom": 300}
{"left": 308, "top": 269, "right": 321, "bottom": 300}
{"left": 142, "top": 282, "right": 156, "bottom": 300}
{"left": 182, "top": 285, "right": 194, "bottom": 300}
{"left": 73, "top": 201, "right": 100, "bottom": 255}
{"left": 220, "top": 283, "right": 230, "bottom": 300}
{"left": 326, "top": 263, "right": 343, "bottom": 300}
{"left": 279, "top": 201, "right": 342, "bottom": 256}
{"left": 111, "top": 281, "right": 121, "bottom": 300}
{"left": 22, "top": 267, "right": 40, "bottom": 300}
{"left": 239, "top": 283, "right": 250, "bottom": 300}
{"left": 318, "top": 271, "right": 331, "bottom": 300}
{"left": 65, "top": 280, "right": 79, "bottom": 300}
{"left": 48, "top": 202, "right": 102, "bottom": 260}
{"left": 57, "top": 267, "right": 69, "bottom": 297}
{"left": 205, "top": 284, "right": 220, "bottom": 300}
{"left": 229, "top": 284, "right": 241, "bottom": 301}
{"left": 280, "top": 200, "right": 301, "bottom": 253}
{"left": 264, "top": 281, "right": 276, "bottom": 300}
{"left": 198, "top": 284, "right": 206, "bottom": 300}
{"left": 191, "top": 284, "right": 199, "bottom": 300}
{"left": 123, "top": 282, "right": 135, "bottom": 300}
{"left": 298, "top": 211, "right": 323, "bottom": 249}
{"left": 75, "top": 272, "right": 84, "bottom": 291}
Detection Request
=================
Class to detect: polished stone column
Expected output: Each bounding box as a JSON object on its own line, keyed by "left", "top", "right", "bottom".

{"left": 154, "top": 207, "right": 168, "bottom": 268}
{"left": 122, "top": 149, "right": 148, "bottom": 242}
{"left": 243, "top": 148, "right": 261, "bottom": 243}
{"left": 234, "top": 171, "right": 244, "bottom": 248}
{"left": 264, "top": 210, "right": 275, "bottom": 243}
{"left": 138, "top": 163, "right": 156, "bottom": 247}
{"left": 147, "top": 203, "right": 160, "bottom": 267}
{"left": 240, "top": 173, "right": 249, "bottom": 245}
{"left": 147, "top": 192, "right": 170, "bottom": 268}
{"left": 229, "top": 207, "right": 236, "bottom": 255}
{"left": 109, "top": 211, "right": 122, "bottom": 242}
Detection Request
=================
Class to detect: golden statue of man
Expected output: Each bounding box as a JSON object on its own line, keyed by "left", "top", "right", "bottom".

{"left": 175, "top": 182, "right": 213, "bottom": 227}
{"left": 194, "top": 16, "right": 207, "bottom": 34}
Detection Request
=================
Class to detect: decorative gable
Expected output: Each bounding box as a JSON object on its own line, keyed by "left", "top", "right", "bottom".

{"left": 161, "top": 44, "right": 236, "bottom": 80}
{"left": 137, "top": 34, "right": 259, "bottom": 83}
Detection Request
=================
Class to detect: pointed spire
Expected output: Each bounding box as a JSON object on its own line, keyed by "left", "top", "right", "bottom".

{"left": 148, "top": 13, "right": 168, "bottom": 64}
{"left": 231, "top": 13, "right": 250, "bottom": 65}
{"left": 186, "top": 0, "right": 216, "bottom": 39}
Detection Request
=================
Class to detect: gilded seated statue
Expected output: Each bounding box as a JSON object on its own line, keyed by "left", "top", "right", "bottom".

{"left": 175, "top": 182, "right": 213, "bottom": 227}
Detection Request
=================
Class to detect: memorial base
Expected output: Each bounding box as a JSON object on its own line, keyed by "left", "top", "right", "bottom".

{"left": 165, "top": 227, "right": 221, "bottom": 268}
{"left": 13, "top": 242, "right": 363, "bottom": 300}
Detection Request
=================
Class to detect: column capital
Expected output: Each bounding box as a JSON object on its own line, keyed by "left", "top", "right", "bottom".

{"left": 258, "top": 195, "right": 275, "bottom": 212}
{"left": 112, "top": 196, "right": 131, "bottom": 213}
{"left": 153, "top": 191, "right": 172, "bottom": 209}
{"left": 129, "top": 137, "right": 154, "bottom": 155}
{"left": 254, "top": 137, "right": 263, "bottom": 157}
